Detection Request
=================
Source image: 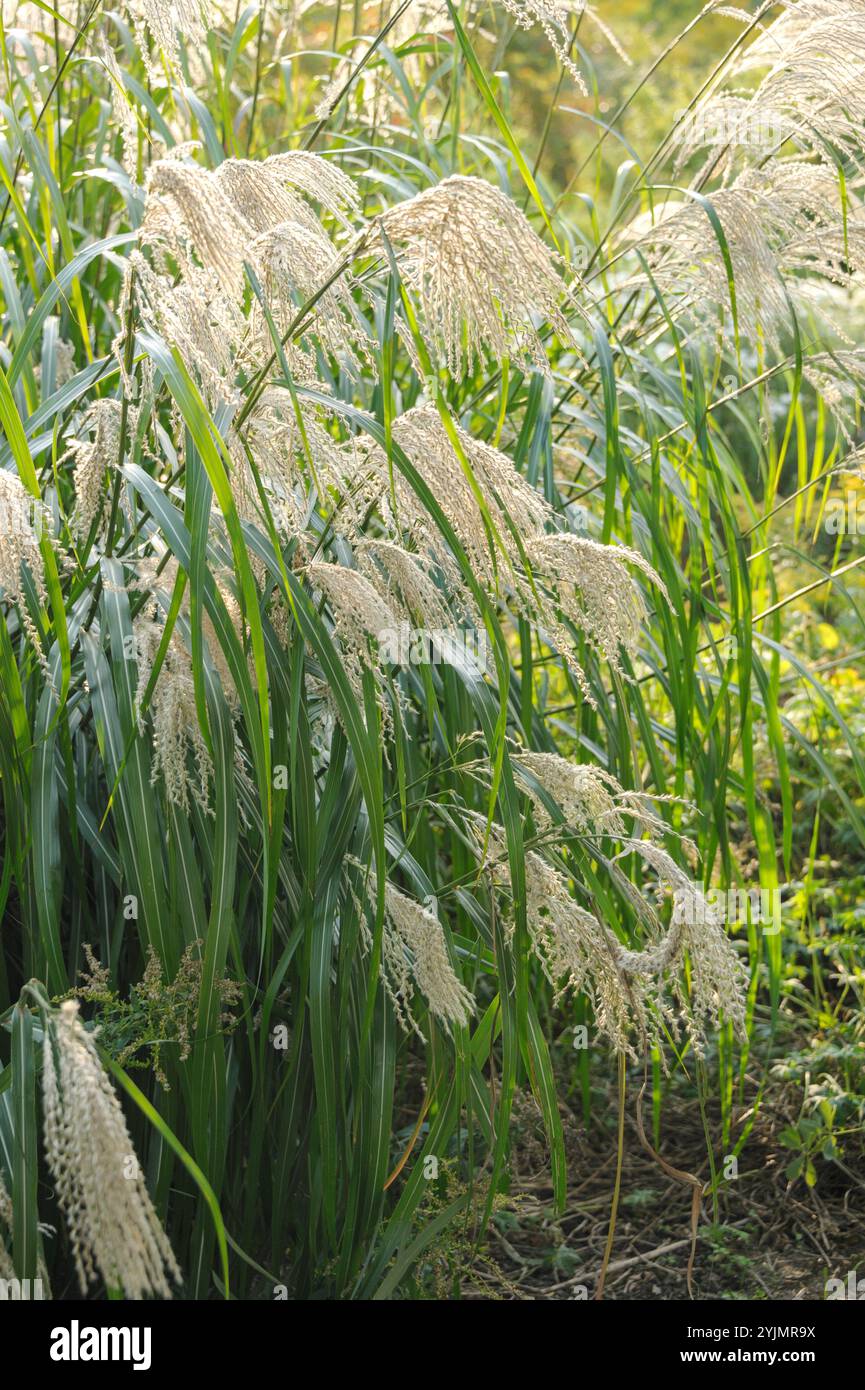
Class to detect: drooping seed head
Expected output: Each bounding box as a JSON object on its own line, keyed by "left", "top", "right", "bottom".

{"left": 42, "top": 1000, "right": 181, "bottom": 1299}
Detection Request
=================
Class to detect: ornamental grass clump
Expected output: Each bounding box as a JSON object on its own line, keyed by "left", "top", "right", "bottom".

{"left": 2, "top": 0, "right": 864, "bottom": 1304}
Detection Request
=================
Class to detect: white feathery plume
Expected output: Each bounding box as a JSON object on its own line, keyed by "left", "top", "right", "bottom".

{"left": 212, "top": 156, "right": 317, "bottom": 235}
{"left": 730, "top": 0, "right": 865, "bottom": 168}
{"left": 306, "top": 560, "right": 398, "bottom": 720}
{"left": 0, "top": 468, "right": 52, "bottom": 663}
{"left": 65, "top": 398, "right": 123, "bottom": 542}
{"left": 213, "top": 152, "right": 360, "bottom": 234}
{"left": 670, "top": 3, "right": 865, "bottom": 182}
{"left": 235, "top": 386, "right": 402, "bottom": 546}
{"left": 472, "top": 813, "right": 746, "bottom": 1054}
{"left": 475, "top": 821, "right": 643, "bottom": 1055}
{"left": 505, "top": 746, "right": 698, "bottom": 856}
{"left": 518, "top": 849, "right": 640, "bottom": 1054}
{"left": 359, "top": 407, "right": 666, "bottom": 688}
{"left": 801, "top": 349, "right": 865, "bottom": 441}
{"left": 98, "top": 38, "right": 139, "bottom": 175}
{"left": 130, "top": 0, "right": 212, "bottom": 80}
{"left": 618, "top": 839, "right": 749, "bottom": 1043}
{"left": 42, "top": 1000, "right": 181, "bottom": 1299}
{"left": 374, "top": 882, "right": 476, "bottom": 1037}
{"left": 251, "top": 217, "right": 370, "bottom": 374}
{"left": 141, "top": 155, "right": 362, "bottom": 354}
{"left": 132, "top": 556, "right": 240, "bottom": 814}
{"left": 498, "top": 0, "right": 589, "bottom": 91}
{"left": 355, "top": 538, "right": 464, "bottom": 632}
{"left": 129, "top": 251, "right": 247, "bottom": 408}
{"left": 768, "top": 163, "right": 865, "bottom": 306}
{"left": 635, "top": 163, "right": 865, "bottom": 352}
{"left": 142, "top": 159, "right": 253, "bottom": 299}
{"left": 238, "top": 387, "right": 373, "bottom": 532}
{"left": 134, "top": 614, "right": 215, "bottom": 815}
{"left": 162, "top": 157, "right": 369, "bottom": 374}
{"left": 264, "top": 151, "right": 361, "bottom": 226}
{"left": 512, "top": 750, "right": 636, "bottom": 836}
{"left": 377, "top": 403, "right": 553, "bottom": 594}
{"left": 349, "top": 861, "right": 475, "bottom": 1037}
{"left": 378, "top": 175, "right": 572, "bottom": 372}
{"left": 526, "top": 532, "right": 667, "bottom": 689}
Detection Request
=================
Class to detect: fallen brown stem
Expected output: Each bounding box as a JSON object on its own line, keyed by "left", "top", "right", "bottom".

{"left": 634, "top": 1079, "right": 704, "bottom": 1299}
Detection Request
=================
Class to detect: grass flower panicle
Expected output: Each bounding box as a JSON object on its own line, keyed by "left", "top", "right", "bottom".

{"left": 131, "top": 0, "right": 212, "bottom": 79}
{"left": 142, "top": 159, "right": 254, "bottom": 299}
{"left": 42, "top": 1001, "right": 181, "bottom": 1299}
{"left": 65, "top": 399, "right": 123, "bottom": 542}
{"left": 306, "top": 560, "right": 398, "bottom": 720}
{"left": 0, "top": 468, "right": 52, "bottom": 664}
{"left": 353, "top": 871, "right": 476, "bottom": 1037}
{"left": 527, "top": 532, "right": 667, "bottom": 691}
{"left": 379, "top": 175, "right": 572, "bottom": 372}
{"left": 638, "top": 164, "right": 865, "bottom": 351}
